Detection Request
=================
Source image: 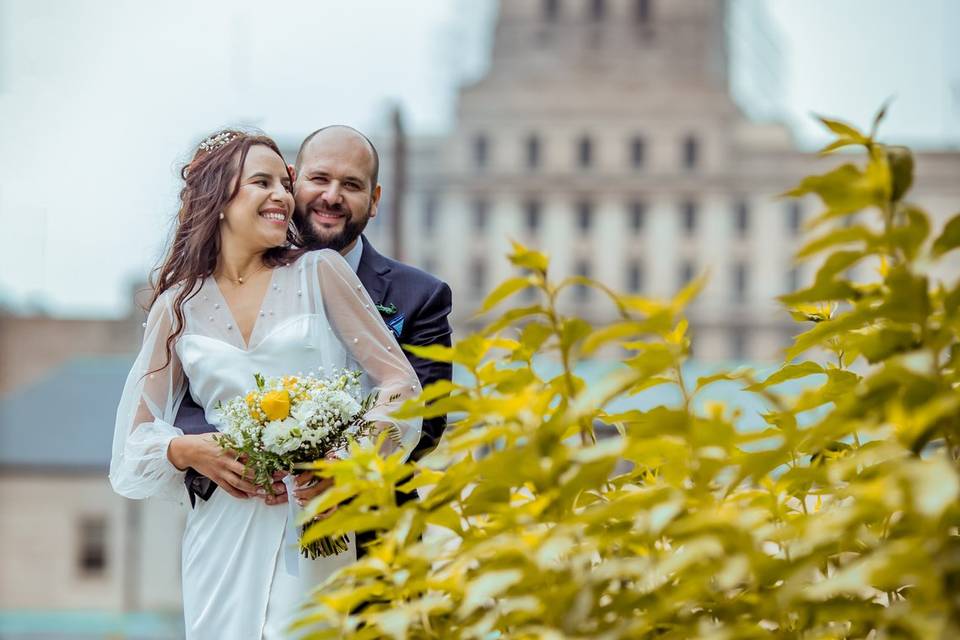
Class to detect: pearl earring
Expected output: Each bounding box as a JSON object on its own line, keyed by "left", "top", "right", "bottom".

{"left": 219, "top": 212, "right": 225, "bottom": 220}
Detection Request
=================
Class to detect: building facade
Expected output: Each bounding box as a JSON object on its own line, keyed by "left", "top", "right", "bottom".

{"left": 380, "top": 0, "right": 960, "bottom": 362}
{"left": 0, "top": 356, "right": 185, "bottom": 636}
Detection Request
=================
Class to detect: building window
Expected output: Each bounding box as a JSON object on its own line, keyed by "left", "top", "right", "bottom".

{"left": 423, "top": 194, "right": 437, "bottom": 234}
{"left": 733, "top": 262, "right": 748, "bottom": 302}
{"left": 630, "top": 136, "right": 646, "bottom": 169}
{"left": 577, "top": 136, "right": 593, "bottom": 168}
{"left": 544, "top": 0, "right": 560, "bottom": 21}
{"left": 681, "top": 200, "right": 697, "bottom": 236}
{"left": 627, "top": 261, "right": 644, "bottom": 292}
{"left": 679, "top": 260, "right": 695, "bottom": 287}
{"left": 473, "top": 198, "right": 489, "bottom": 232}
{"left": 525, "top": 199, "right": 541, "bottom": 234}
{"left": 526, "top": 134, "right": 541, "bottom": 169}
{"left": 78, "top": 516, "right": 107, "bottom": 576}
{"left": 787, "top": 201, "right": 803, "bottom": 234}
{"left": 628, "top": 200, "right": 645, "bottom": 233}
{"left": 734, "top": 200, "right": 750, "bottom": 237}
{"left": 589, "top": 0, "right": 606, "bottom": 21}
{"left": 682, "top": 134, "right": 699, "bottom": 169}
{"left": 473, "top": 134, "right": 489, "bottom": 169}
{"left": 731, "top": 327, "right": 747, "bottom": 361}
{"left": 576, "top": 200, "right": 593, "bottom": 233}
{"left": 471, "top": 258, "right": 486, "bottom": 295}
{"left": 635, "top": 0, "right": 652, "bottom": 24}
{"left": 575, "top": 260, "right": 591, "bottom": 302}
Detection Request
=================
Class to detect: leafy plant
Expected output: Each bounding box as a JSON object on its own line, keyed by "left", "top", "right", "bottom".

{"left": 295, "top": 108, "right": 960, "bottom": 639}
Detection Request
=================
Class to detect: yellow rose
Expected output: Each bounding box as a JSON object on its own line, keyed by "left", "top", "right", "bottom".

{"left": 260, "top": 390, "right": 291, "bottom": 421}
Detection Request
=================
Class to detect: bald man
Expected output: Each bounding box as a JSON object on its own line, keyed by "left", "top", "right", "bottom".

{"left": 171, "top": 127, "right": 453, "bottom": 554}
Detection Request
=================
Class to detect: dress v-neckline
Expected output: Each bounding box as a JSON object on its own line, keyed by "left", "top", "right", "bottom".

{"left": 208, "top": 266, "right": 278, "bottom": 350}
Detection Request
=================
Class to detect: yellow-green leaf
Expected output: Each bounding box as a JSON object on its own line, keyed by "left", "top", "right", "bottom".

{"left": 509, "top": 240, "right": 549, "bottom": 273}
{"left": 815, "top": 114, "right": 868, "bottom": 143}
{"left": 932, "top": 213, "right": 960, "bottom": 257}
{"left": 479, "top": 276, "right": 534, "bottom": 313}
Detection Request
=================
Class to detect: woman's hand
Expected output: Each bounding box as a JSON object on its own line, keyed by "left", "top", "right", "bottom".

{"left": 167, "top": 434, "right": 262, "bottom": 499}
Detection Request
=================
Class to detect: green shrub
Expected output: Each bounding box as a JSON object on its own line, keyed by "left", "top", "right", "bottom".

{"left": 296, "top": 109, "right": 960, "bottom": 639}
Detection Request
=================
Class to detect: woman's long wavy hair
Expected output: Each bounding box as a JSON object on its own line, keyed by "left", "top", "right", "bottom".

{"left": 147, "top": 129, "right": 301, "bottom": 374}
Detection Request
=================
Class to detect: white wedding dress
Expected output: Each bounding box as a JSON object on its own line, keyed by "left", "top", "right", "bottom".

{"left": 109, "top": 249, "right": 422, "bottom": 639}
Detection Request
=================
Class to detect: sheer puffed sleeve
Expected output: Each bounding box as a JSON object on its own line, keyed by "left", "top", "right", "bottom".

{"left": 109, "top": 291, "right": 188, "bottom": 500}
{"left": 314, "top": 250, "right": 422, "bottom": 459}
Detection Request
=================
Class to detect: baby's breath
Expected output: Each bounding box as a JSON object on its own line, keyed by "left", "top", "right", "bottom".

{"left": 216, "top": 368, "right": 374, "bottom": 485}
{"left": 213, "top": 368, "right": 382, "bottom": 557}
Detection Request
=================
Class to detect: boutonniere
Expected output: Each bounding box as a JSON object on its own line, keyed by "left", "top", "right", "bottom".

{"left": 376, "top": 302, "right": 404, "bottom": 338}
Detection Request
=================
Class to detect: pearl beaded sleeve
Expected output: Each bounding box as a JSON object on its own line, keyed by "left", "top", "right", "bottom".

{"left": 109, "top": 290, "right": 188, "bottom": 500}
{"left": 312, "top": 249, "right": 423, "bottom": 459}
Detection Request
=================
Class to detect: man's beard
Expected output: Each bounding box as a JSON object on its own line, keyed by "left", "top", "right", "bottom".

{"left": 296, "top": 203, "right": 371, "bottom": 252}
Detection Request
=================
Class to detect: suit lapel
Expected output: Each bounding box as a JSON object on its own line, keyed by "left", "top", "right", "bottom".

{"left": 356, "top": 235, "right": 391, "bottom": 305}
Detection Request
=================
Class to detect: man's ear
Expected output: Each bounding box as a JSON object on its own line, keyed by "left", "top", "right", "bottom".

{"left": 369, "top": 184, "right": 382, "bottom": 219}
{"left": 287, "top": 164, "right": 297, "bottom": 182}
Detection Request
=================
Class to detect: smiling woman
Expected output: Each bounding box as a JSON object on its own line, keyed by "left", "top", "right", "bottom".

{"left": 219, "top": 145, "right": 296, "bottom": 272}
{"left": 148, "top": 130, "right": 298, "bottom": 372}
{"left": 108, "top": 128, "right": 423, "bottom": 638}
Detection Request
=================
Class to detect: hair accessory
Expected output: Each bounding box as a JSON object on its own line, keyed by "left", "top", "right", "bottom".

{"left": 199, "top": 132, "right": 237, "bottom": 153}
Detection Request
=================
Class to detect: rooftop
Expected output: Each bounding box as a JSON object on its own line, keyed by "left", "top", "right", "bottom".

{"left": 0, "top": 355, "right": 134, "bottom": 471}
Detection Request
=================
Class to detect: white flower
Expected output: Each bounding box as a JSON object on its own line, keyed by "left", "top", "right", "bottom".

{"left": 262, "top": 417, "right": 302, "bottom": 455}
{"left": 291, "top": 400, "right": 319, "bottom": 423}
{"left": 216, "top": 367, "right": 372, "bottom": 468}
{"left": 331, "top": 390, "right": 361, "bottom": 421}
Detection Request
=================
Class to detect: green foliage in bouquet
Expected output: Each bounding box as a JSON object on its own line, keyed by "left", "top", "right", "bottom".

{"left": 294, "top": 108, "right": 960, "bottom": 639}
{"left": 214, "top": 369, "right": 381, "bottom": 557}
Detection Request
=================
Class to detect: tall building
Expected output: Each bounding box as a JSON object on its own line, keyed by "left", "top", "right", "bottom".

{"left": 377, "top": 0, "right": 960, "bottom": 362}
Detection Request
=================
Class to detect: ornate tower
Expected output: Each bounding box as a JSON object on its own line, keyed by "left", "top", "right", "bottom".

{"left": 480, "top": 0, "right": 732, "bottom": 97}
{"left": 417, "top": 0, "right": 756, "bottom": 339}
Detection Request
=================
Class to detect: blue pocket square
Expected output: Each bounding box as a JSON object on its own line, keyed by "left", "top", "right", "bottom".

{"left": 386, "top": 312, "right": 404, "bottom": 339}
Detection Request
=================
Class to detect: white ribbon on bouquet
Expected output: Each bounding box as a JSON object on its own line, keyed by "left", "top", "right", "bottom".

{"left": 281, "top": 474, "right": 301, "bottom": 577}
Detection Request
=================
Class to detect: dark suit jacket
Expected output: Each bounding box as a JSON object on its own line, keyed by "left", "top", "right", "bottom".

{"left": 173, "top": 236, "right": 453, "bottom": 553}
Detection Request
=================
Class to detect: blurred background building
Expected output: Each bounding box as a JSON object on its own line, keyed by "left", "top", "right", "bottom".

{"left": 2, "top": 0, "right": 959, "bottom": 638}
{"left": 355, "top": 0, "right": 960, "bottom": 361}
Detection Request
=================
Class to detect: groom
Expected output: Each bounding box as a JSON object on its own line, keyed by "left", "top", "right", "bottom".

{"left": 172, "top": 126, "right": 452, "bottom": 547}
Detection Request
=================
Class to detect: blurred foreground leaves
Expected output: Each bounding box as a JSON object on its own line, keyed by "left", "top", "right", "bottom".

{"left": 298, "top": 109, "right": 960, "bottom": 639}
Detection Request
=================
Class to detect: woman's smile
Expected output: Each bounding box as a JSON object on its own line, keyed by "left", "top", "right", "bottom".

{"left": 259, "top": 207, "right": 288, "bottom": 224}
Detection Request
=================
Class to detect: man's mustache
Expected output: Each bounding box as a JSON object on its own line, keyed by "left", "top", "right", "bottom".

{"left": 307, "top": 202, "right": 349, "bottom": 216}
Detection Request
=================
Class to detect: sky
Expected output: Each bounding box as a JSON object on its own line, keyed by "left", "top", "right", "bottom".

{"left": 769, "top": 0, "right": 958, "bottom": 148}
{"left": 0, "top": 0, "right": 957, "bottom": 318}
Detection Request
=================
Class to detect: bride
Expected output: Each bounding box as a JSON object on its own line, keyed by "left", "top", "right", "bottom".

{"left": 109, "top": 130, "right": 421, "bottom": 639}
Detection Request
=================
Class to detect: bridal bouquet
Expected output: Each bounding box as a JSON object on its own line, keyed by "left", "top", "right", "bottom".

{"left": 214, "top": 368, "right": 392, "bottom": 557}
